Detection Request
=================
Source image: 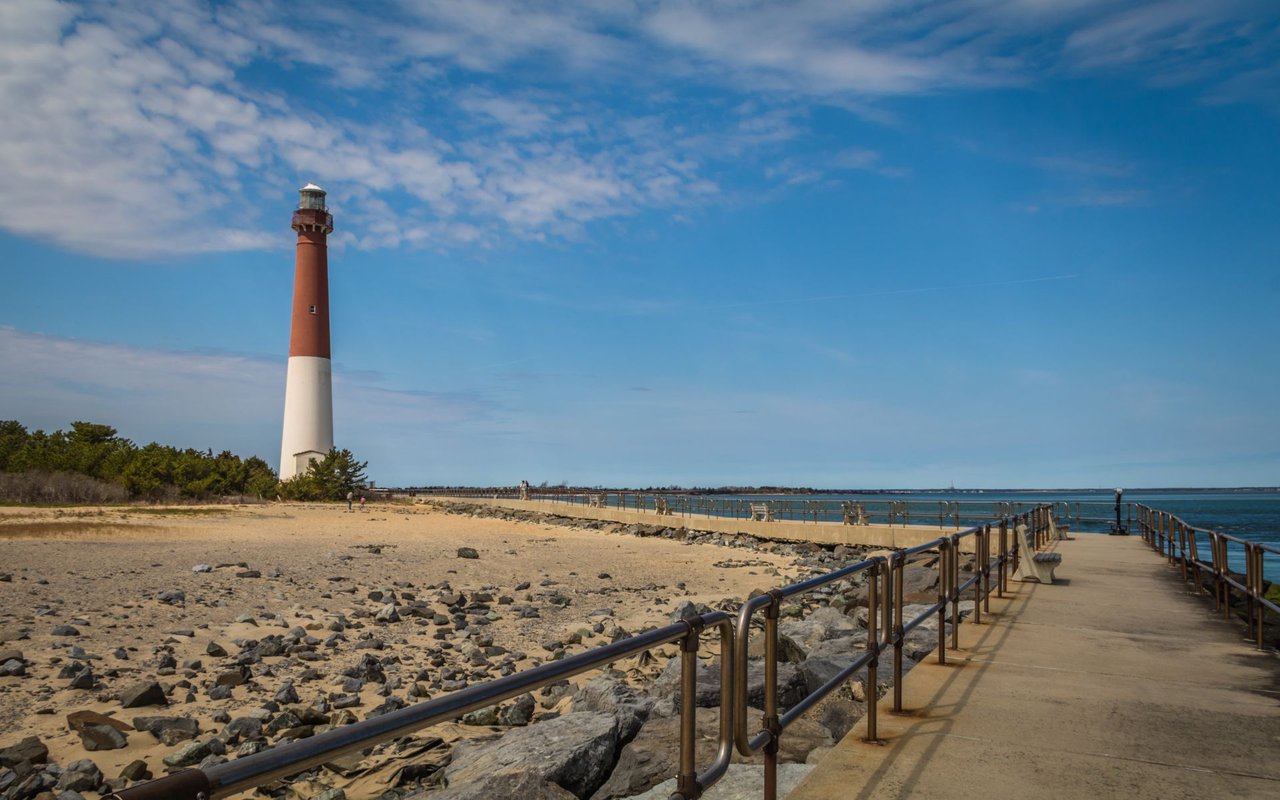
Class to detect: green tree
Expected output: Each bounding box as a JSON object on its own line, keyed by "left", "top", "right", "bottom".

{"left": 0, "top": 421, "right": 29, "bottom": 472}
{"left": 279, "top": 448, "right": 368, "bottom": 501}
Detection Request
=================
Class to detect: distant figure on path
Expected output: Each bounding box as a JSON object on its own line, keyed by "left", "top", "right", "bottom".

{"left": 346, "top": 491, "right": 354, "bottom": 512}
{"left": 360, "top": 495, "right": 366, "bottom": 511}
{"left": 520, "top": 479, "right": 530, "bottom": 500}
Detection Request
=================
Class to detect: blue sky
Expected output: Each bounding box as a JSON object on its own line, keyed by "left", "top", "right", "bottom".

{"left": 1, "top": 0, "right": 1278, "bottom": 489}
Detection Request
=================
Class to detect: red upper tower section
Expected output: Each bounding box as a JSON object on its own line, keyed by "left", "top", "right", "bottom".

{"left": 289, "top": 183, "right": 334, "bottom": 359}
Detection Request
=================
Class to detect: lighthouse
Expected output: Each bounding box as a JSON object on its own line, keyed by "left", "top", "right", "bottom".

{"left": 279, "top": 183, "right": 335, "bottom": 481}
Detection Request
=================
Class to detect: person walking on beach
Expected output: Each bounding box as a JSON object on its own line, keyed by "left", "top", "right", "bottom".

{"left": 360, "top": 495, "right": 366, "bottom": 512}
{"left": 346, "top": 491, "right": 354, "bottom": 512}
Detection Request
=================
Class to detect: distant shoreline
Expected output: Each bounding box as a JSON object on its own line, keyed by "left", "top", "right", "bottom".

{"left": 401, "top": 486, "right": 1280, "bottom": 496}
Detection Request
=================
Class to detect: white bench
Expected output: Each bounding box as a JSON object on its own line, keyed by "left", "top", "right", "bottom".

{"left": 589, "top": 494, "right": 606, "bottom": 508}
{"left": 1050, "top": 515, "right": 1070, "bottom": 540}
{"left": 655, "top": 497, "right": 672, "bottom": 516}
{"left": 1014, "top": 523, "right": 1062, "bottom": 583}
{"left": 749, "top": 502, "right": 774, "bottom": 522}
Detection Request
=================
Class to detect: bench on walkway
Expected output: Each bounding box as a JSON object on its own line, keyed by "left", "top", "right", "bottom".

{"left": 841, "top": 501, "right": 868, "bottom": 526}
{"left": 655, "top": 497, "right": 672, "bottom": 516}
{"left": 1015, "top": 523, "right": 1062, "bottom": 583}
{"left": 589, "top": 494, "right": 606, "bottom": 508}
{"left": 749, "top": 502, "right": 774, "bottom": 522}
{"left": 1050, "top": 516, "right": 1071, "bottom": 541}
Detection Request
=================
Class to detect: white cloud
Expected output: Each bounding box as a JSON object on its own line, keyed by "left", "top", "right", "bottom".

{"left": 0, "top": 326, "right": 491, "bottom": 471}
{"left": 0, "top": 0, "right": 1274, "bottom": 258}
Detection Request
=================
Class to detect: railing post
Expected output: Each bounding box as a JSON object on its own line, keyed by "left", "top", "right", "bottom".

{"left": 937, "top": 540, "right": 949, "bottom": 666}
{"left": 950, "top": 535, "right": 961, "bottom": 652}
{"left": 1245, "top": 544, "right": 1258, "bottom": 647}
{"left": 892, "top": 553, "right": 905, "bottom": 713}
{"left": 997, "top": 519, "right": 1008, "bottom": 598}
{"left": 865, "top": 559, "right": 880, "bottom": 742}
{"left": 763, "top": 594, "right": 780, "bottom": 800}
{"left": 978, "top": 524, "right": 989, "bottom": 619}
{"left": 675, "top": 619, "right": 704, "bottom": 800}
{"left": 1253, "top": 546, "right": 1265, "bottom": 650}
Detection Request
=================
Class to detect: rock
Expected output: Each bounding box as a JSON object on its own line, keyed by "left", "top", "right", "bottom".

{"left": 625, "top": 763, "right": 814, "bottom": 800}
{"left": 652, "top": 657, "right": 805, "bottom": 712}
{"left": 900, "top": 560, "right": 940, "bottom": 602}
{"left": 315, "top": 789, "right": 347, "bottom": 800}
{"left": 52, "top": 625, "right": 80, "bottom": 637}
{"left": 426, "top": 770, "right": 576, "bottom": 799}
{"left": 776, "top": 607, "right": 862, "bottom": 660}
{"left": 133, "top": 716, "right": 200, "bottom": 744}
{"left": 0, "top": 736, "right": 48, "bottom": 767}
{"left": 235, "top": 569, "right": 261, "bottom": 579}
{"left": 499, "top": 694, "right": 536, "bottom": 727}
{"left": 206, "top": 641, "right": 228, "bottom": 657}
{"left": 79, "top": 724, "right": 129, "bottom": 751}
{"left": 457, "top": 547, "right": 480, "bottom": 559}
{"left": 120, "top": 759, "right": 151, "bottom": 781}
{"left": 56, "top": 759, "right": 102, "bottom": 792}
{"left": 590, "top": 708, "right": 827, "bottom": 800}
{"left": 571, "top": 674, "right": 652, "bottom": 742}
{"left": 157, "top": 590, "right": 185, "bottom": 605}
{"left": 0, "top": 658, "right": 25, "bottom": 677}
{"left": 796, "top": 636, "right": 876, "bottom": 696}
{"left": 461, "top": 706, "right": 499, "bottom": 726}
{"left": 66, "top": 710, "right": 132, "bottom": 733}
{"left": 215, "top": 667, "right": 249, "bottom": 687}
{"left": 162, "top": 740, "right": 211, "bottom": 768}
{"left": 192, "top": 564, "right": 212, "bottom": 573}
{"left": 222, "top": 717, "right": 262, "bottom": 743}
{"left": 119, "top": 680, "right": 167, "bottom": 708}
{"left": 67, "top": 667, "right": 95, "bottom": 690}
{"left": 443, "top": 712, "right": 622, "bottom": 799}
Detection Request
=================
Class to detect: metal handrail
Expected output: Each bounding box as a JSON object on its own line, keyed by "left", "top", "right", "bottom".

{"left": 715, "top": 507, "right": 1047, "bottom": 800}
{"left": 1134, "top": 504, "right": 1277, "bottom": 650}
{"left": 108, "top": 613, "right": 735, "bottom": 800}
{"left": 485, "top": 492, "right": 1118, "bottom": 530}
{"left": 110, "top": 507, "right": 1055, "bottom": 800}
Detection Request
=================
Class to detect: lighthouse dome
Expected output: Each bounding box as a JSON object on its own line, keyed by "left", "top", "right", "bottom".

{"left": 298, "top": 182, "right": 327, "bottom": 211}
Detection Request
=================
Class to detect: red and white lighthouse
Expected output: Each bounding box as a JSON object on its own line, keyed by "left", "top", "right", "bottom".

{"left": 279, "top": 183, "right": 335, "bottom": 480}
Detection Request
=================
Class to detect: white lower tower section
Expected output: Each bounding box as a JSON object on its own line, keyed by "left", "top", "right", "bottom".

{"left": 279, "top": 356, "right": 334, "bottom": 480}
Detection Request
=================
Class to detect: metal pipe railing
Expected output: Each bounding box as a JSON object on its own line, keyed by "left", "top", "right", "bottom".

{"left": 108, "top": 612, "right": 734, "bottom": 800}
{"left": 1134, "top": 503, "right": 1277, "bottom": 650}
{"left": 111, "top": 506, "right": 1055, "bottom": 800}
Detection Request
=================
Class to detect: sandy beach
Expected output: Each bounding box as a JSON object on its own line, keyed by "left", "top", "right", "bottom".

{"left": 0, "top": 501, "right": 810, "bottom": 798}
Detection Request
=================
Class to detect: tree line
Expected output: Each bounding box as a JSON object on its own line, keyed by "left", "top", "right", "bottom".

{"left": 0, "top": 420, "right": 367, "bottom": 503}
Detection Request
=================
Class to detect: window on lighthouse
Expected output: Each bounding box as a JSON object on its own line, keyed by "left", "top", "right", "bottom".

{"left": 309, "top": 304, "right": 317, "bottom": 315}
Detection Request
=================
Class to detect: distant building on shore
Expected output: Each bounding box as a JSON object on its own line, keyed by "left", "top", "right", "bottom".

{"left": 279, "top": 183, "right": 335, "bottom": 480}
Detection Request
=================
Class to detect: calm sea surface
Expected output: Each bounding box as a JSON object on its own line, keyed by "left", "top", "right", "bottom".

{"left": 704, "top": 489, "right": 1280, "bottom": 577}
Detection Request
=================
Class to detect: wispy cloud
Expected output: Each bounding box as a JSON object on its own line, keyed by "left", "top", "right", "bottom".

{"left": 0, "top": 1, "right": 1275, "bottom": 259}
{"left": 0, "top": 325, "right": 490, "bottom": 467}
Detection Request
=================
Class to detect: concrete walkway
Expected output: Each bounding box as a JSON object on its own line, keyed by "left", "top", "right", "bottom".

{"left": 789, "top": 534, "right": 1280, "bottom": 799}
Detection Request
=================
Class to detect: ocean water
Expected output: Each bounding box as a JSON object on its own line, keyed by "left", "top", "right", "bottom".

{"left": 697, "top": 489, "right": 1280, "bottom": 579}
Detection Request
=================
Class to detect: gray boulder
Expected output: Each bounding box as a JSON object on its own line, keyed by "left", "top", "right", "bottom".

{"left": 592, "top": 709, "right": 829, "bottom": 800}
{"left": 0, "top": 736, "right": 48, "bottom": 767}
{"left": 79, "top": 724, "right": 128, "bottom": 751}
{"left": 651, "top": 657, "right": 805, "bottom": 713}
{"left": 133, "top": 715, "right": 200, "bottom": 744}
{"left": 571, "top": 674, "right": 653, "bottom": 742}
{"left": 119, "top": 680, "right": 167, "bottom": 708}
{"left": 57, "top": 759, "right": 102, "bottom": 792}
{"left": 443, "top": 711, "right": 622, "bottom": 799}
{"left": 425, "top": 769, "right": 575, "bottom": 799}
{"left": 776, "top": 607, "right": 863, "bottom": 660}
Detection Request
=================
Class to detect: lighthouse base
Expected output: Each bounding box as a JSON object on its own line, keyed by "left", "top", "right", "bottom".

{"left": 280, "top": 356, "right": 334, "bottom": 481}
